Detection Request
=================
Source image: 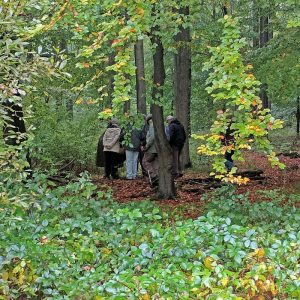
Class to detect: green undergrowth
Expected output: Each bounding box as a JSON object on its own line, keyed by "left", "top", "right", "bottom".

{"left": 1, "top": 175, "right": 300, "bottom": 299}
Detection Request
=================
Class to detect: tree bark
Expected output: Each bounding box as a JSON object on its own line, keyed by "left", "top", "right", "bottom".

{"left": 151, "top": 23, "right": 176, "bottom": 199}
{"left": 123, "top": 98, "right": 131, "bottom": 113}
{"left": 252, "top": 1, "right": 260, "bottom": 48}
{"left": 135, "top": 39, "right": 147, "bottom": 114}
{"left": 123, "top": 73, "right": 131, "bottom": 113}
{"left": 2, "top": 95, "right": 32, "bottom": 172}
{"left": 107, "top": 50, "right": 115, "bottom": 108}
{"left": 259, "top": 15, "right": 269, "bottom": 47}
{"left": 174, "top": 6, "right": 192, "bottom": 168}
{"left": 259, "top": 10, "right": 273, "bottom": 109}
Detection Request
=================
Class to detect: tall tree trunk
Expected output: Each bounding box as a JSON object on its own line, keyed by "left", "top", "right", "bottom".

{"left": 107, "top": 50, "right": 115, "bottom": 108}
{"left": 59, "top": 38, "right": 74, "bottom": 120}
{"left": 123, "top": 98, "right": 131, "bottom": 113}
{"left": 66, "top": 99, "right": 73, "bottom": 119}
{"left": 123, "top": 73, "right": 131, "bottom": 113}
{"left": 174, "top": 6, "right": 192, "bottom": 168}
{"left": 259, "top": 10, "right": 272, "bottom": 109}
{"left": 252, "top": 1, "right": 260, "bottom": 48}
{"left": 297, "top": 96, "right": 300, "bottom": 138}
{"left": 222, "top": 4, "right": 228, "bottom": 16}
{"left": 151, "top": 24, "right": 175, "bottom": 199}
{"left": 135, "top": 39, "right": 147, "bottom": 114}
{"left": 259, "top": 15, "right": 269, "bottom": 47}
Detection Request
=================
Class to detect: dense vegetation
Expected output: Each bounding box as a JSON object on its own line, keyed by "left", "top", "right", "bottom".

{"left": 1, "top": 0, "right": 300, "bottom": 298}
{"left": 1, "top": 176, "right": 300, "bottom": 299}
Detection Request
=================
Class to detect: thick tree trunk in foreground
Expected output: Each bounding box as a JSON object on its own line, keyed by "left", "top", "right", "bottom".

{"left": 135, "top": 39, "right": 147, "bottom": 114}
{"left": 174, "top": 6, "right": 192, "bottom": 168}
{"left": 151, "top": 26, "right": 175, "bottom": 199}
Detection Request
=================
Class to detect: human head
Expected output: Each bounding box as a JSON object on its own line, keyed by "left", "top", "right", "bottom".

{"left": 110, "top": 118, "right": 119, "bottom": 126}
{"left": 166, "top": 115, "right": 174, "bottom": 124}
{"left": 146, "top": 114, "right": 152, "bottom": 125}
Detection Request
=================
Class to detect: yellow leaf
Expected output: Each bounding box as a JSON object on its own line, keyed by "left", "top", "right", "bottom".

{"left": 203, "top": 256, "right": 214, "bottom": 270}
{"left": 139, "top": 294, "right": 150, "bottom": 300}
{"left": 101, "top": 248, "right": 111, "bottom": 255}
{"left": 75, "top": 98, "right": 83, "bottom": 105}
{"left": 136, "top": 7, "right": 145, "bottom": 16}
{"left": 2, "top": 271, "right": 9, "bottom": 281}
{"left": 221, "top": 277, "right": 229, "bottom": 287}
{"left": 18, "top": 271, "right": 24, "bottom": 285}
{"left": 270, "top": 282, "right": 278, "bottom": 295}
{"left": 256, "top": 248, "right": 265, "bottom": 259}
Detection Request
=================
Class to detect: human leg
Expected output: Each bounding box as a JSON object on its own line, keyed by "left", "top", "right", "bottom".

{"left": 132, "top": 151, "right": 139, "bottom": 179}
{"left": 110, "top": 152, "right": 119, "bottom": 179}
{"left": 104, "top": 151, "right": 112, "bottom": 178}
{"left": 171, "top": 146, "right": 180, "bottom": 176}
{"left": 125, "top": 150, "right": 134, "bottom": 179}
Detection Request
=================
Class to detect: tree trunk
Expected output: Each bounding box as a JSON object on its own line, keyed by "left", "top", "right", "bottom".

{"left": 151, "top": 23, "right": 175, "bottom": 199}
{"left": 2, "top": 96, "right": 32, "bottom": 172}
{"left": 260, "top": 84, "right": 269, "bottom": 109}
{"left": 124, "top": 98, "right": 131, "bottom": 113}
{"left": 174, "top": 6, "right": 192, "bottom": 168}
{"left": 297, "top": 96, "right": 300, "bottom": 138}
{"left": 259, "top": 10, "right": 272, "bottom": 109}
{"left": 107, "top": 50, "right": 115, "bottom": 108}
{"left": 252, "top": 1, "right": 260, "bottom": 48}
{"left": 135, "top": 39, "right": 147, "bottom": 114}
{"left": 123, "top": 73, "right": 131, "bottom": 113}
{"left": 66, "top": 99, "right": 73, "bottom": 119}
{"left": 259, "top": 15, "right": 269, "bottom": 47}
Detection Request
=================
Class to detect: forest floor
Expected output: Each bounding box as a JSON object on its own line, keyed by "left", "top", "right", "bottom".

{"left": 94, "top": 151, "right": 300, "bottom": 218}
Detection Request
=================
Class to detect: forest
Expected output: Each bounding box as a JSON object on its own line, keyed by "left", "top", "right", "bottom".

{"left": 1, "top": 0, "right": 300, "bottom": 299}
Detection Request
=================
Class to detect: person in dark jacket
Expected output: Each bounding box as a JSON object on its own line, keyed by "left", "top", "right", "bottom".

{"left": 124, "top": 118, "right": 142, "bottom": 180}
{"left": 166, "top": 115, "right": 186, "bottom": 177}
{"left": 139, "top": 115, "right": 149, "bottom": 177}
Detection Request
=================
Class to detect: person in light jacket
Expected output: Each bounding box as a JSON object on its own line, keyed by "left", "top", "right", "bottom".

{"left": 124, "top": 119, "right": 142, "bottom": 180}
{"left": 102, "top": 118, "right": 122, "bottom": 179}
{"left": 142, "top": 114, "right": 159, "bottom": 186}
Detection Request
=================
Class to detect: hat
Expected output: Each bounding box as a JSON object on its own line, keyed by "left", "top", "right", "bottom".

{"left": 146, "top": 114, "right": 152, "bottom": 123}
{"left": 166, "top": 115, "right": 174, "bottom": 121}
{"left": 110, "top": 118, "right": 119, "bottom": 125}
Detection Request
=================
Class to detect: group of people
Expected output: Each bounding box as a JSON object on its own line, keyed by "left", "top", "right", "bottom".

{"left": 96, "top": 114, "right": 186, "bottom": 186}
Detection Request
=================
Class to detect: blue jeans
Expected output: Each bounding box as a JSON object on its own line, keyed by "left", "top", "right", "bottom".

{"left": 125, "top": 150, "right": 139, "bottom": 179}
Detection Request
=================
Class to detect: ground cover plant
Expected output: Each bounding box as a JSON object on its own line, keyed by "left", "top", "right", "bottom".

{"left": 1, "top": 174, "right": 299, "bottom": 299}
{"left": 1, "top": 0, "right": 300, "bottom": 299}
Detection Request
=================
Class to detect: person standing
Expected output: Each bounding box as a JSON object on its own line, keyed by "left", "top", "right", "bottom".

{"left": 102, "top": 118, "right": 122, "bottom": 179}
{"left": 166, "top": 115, "right": 186, "bottom": 177}
{"left": 142, "top": 114, "right": 159, "bottom": 186}
{"left": 124, "top": 119, "right": 142, "bottom": 180}
{"left": 139, "top": 115, "right": 149, "bottom": 177}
